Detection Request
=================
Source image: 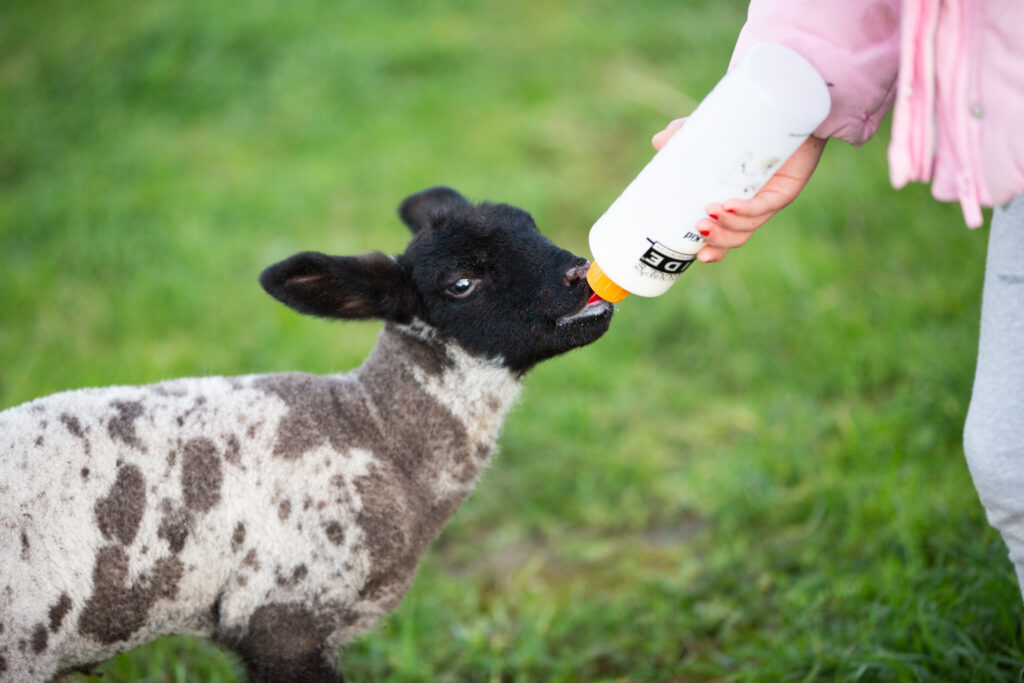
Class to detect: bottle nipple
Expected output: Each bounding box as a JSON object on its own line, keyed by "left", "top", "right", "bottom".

{"left": 586, "top": 262, "right": 630, "bottom": 303}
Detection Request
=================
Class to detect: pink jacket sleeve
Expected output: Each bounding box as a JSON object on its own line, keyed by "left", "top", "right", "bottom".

{"left": 730, "top": 0, "right": 901, "bottom": 146}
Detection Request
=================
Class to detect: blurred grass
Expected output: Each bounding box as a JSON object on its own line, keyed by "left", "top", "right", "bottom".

{"left": 2, "top": 0, "right": 1022, "bottom": 680}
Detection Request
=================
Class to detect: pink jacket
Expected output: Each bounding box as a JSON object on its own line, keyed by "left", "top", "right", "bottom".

{"left": 731, "top": 0, "right": 1024, "bottom": 227}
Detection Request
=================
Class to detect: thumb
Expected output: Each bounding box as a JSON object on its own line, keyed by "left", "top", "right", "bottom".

{"left": 651, "top": 117, "right": 687, "bottom": 151}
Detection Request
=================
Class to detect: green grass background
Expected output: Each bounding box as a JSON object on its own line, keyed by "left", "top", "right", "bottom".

{"left": 2, "top": 0, "right": 1022, "bottom": 680}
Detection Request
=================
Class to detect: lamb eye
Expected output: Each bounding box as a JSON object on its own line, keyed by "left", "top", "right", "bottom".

{"left": 446, "top": 278, "right": 478, "bottom": 298}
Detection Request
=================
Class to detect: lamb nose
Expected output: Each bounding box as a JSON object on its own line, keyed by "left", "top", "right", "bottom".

{"left": 564, "top": 262, "right": 590, "bottom": 286}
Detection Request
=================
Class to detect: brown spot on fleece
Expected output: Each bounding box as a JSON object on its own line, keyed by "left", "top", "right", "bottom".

{"left": 78, "top": 546, "right": 183, "bottom": 645}
{"left": 256, "top": 329, "right": 477, "bottom": 491}
{"left": 31, "top": 623, "right": 48, "bottom": 653}
{"left": 252, "top": 329, "right": 465, "bottom": 465}
{"left": 157, "top": 502, "right": 192, "bottom": 554}
{"left": 94, "top": 464, "right": 146, "bottom": 546}
{"left": 253, "top": 373, "right": 379, "bottom": 460}
{"left": 107, "top": 400, "right": 146, "bottom": 451}
{"left": 223, "top": 433, "right": 242, "bottom": 465}
{"left": 181, "top": 437, "right": 222, "bottom": 513}
{"left": 323, "top": 521, "right": 345, "bottom": 546}
{"left": 49, "top": 594, "right": 72, "bottom": 632}
{"left": 61, "top": 413, "right": 92, "bottom": 456}
{"left": 59, "top": 413, "right": 85, "bottom": 438}
{"left": 275, "top": 564, "right": 308, "bottom": 587}
{"left": 353, "top": 459, "right": 461, "bottom": 604}
{"left": 354, "top": 462, "right": 412, "bottom": 574}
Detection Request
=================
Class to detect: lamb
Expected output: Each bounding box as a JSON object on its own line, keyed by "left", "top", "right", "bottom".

{"left": 0, "top": 186, "right": 614, "bottom": 682}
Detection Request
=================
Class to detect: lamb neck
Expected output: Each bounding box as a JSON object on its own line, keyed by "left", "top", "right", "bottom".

{"left": 350, "top": 320, "right": 522, "bottom": 505}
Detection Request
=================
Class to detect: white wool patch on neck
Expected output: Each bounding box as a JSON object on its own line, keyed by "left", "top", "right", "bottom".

{"left": 393, "top": 319, "right": 522, "bottom": 447}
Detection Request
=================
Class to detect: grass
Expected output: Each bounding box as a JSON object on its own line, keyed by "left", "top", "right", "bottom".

{"left": 2, "top": 0, "right": 1022, "bottom": 680}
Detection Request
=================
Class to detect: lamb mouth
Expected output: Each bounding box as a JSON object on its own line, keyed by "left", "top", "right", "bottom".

{"left": 556, "top": 298, "right": 614, "bottom": 327}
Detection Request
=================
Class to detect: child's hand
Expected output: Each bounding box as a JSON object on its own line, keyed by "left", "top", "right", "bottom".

{"left": 652, "top": 118, "right": 827, "bottom": 263}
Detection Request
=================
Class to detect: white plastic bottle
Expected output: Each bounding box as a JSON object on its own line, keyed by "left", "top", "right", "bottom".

{"left": 586, "top": 42, "right": 832, "bottom": 303}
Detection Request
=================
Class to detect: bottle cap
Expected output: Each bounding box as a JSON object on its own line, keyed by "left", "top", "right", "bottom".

{"left": 586, "top": 262, "right": 630, "bottom": 303}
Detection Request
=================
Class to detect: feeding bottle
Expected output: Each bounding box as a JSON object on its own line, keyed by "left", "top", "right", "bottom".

{"left": 586, "top": 42, "right": 832, "bottom": 303}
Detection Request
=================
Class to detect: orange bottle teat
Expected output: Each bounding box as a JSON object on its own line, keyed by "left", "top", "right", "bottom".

{"left": 586, "top": 262, "right": 630, "bottom": 303}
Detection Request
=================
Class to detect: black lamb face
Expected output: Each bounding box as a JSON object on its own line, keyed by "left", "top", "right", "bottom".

{"left": 259, "top": 186, "right": 613, "bottom": 374}
{"left": 398, "top": 187, "right": 613, "bottom": 372}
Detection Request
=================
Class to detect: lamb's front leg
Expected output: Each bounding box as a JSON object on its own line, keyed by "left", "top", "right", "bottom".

{"left": 222, "top": 602, "right": 344, "bottom": 683}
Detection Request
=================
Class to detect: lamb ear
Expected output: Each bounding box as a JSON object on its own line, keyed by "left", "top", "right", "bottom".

{"left": 398, "top": 186, "right": 471, "bottom": 234}
{"left": 260, "top": 251, "right": 418, "bottom": 322}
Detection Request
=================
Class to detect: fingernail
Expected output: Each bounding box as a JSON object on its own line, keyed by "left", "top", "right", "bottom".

{"left": 708, "top": 213, "right": 720, "bottom": 220}
{"left": 725, "top": 209, "right": 736, "bottom": 214}
{"left": 698, "top": 228, "right": 711, "bottom": 236}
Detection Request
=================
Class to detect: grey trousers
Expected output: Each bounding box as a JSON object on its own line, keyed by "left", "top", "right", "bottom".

{"left": 964, "top": 194, "right": 1024, "bottom": 594}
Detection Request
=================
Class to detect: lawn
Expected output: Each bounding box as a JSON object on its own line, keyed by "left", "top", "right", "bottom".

{"left": 2, "top": 0, "right": 1022, "bottom": 680}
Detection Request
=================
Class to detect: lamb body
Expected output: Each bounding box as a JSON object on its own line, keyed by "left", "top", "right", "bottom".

{"left": 0, "top": 187, "right": 613, "bottom": 682}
